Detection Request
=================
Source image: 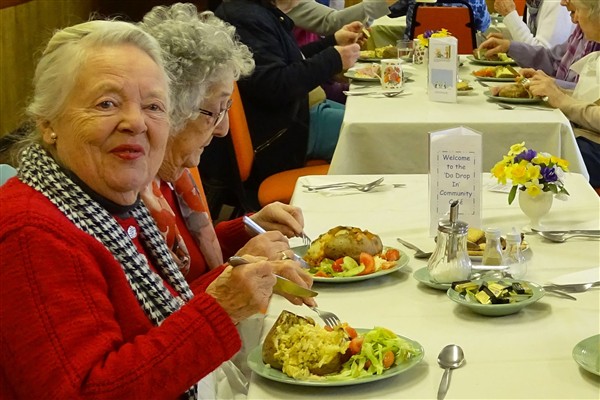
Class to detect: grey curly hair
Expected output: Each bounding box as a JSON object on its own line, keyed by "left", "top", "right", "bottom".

{"left": 572, "top": 0, "right": 600, "bottom": 18}
{"left": 139, "top": 3, "right": 255, "bottom": 134}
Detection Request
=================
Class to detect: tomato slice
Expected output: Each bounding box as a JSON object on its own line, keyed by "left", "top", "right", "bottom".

{"left": 348, "top": 337, "right": 364, "bottom": 355}
{"left": 314, "top": 271, "right": 330, "bottom": 277}
{"left": 344, "top": 325, "right": 358, "bottom": 339}
{"left": 384, "top": 248, "right": 400, "bottom": 261}
{"left": 383, "top": 350, "right": 395, "bottom": 369}
{"left": 332, "top": 257, "right": 344, "bottom": 272}
{"left": 358, "top": 252, "right": 375, "bottom": 275}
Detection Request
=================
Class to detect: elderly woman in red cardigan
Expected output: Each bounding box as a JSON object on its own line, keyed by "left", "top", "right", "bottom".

{"left": 0, "top": 18, "right": 298, "bottom": 399}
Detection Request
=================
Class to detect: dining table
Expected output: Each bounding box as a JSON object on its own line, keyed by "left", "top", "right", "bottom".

{"left": 330, "top": 57, "right": 589, "bottom": 179}
{"left": 244, "top": 173, "right": 599, "bottom": 399}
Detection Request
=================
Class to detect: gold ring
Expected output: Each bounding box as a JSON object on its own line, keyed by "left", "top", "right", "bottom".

{"left": 280, "top": 251, "right": 291, "bottom": 260}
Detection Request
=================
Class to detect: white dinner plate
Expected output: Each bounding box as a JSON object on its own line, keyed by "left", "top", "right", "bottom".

{"left": 247, "top": 329, "right": 424, "bottom": 386}
{"left": 484, "top": 90, "right": 544, "bottom": 104}
{"left": 292, "top": 245, "right": 409, "bottom": 283}
{"left": 457, "top": 88, "right": 475, "bottom": 96}
{"left": 572, "top": 334, "right": 600, "bottom": 376}
{"left": 343, "top": 71, "right": 379, "bottom": 82}
{"left": 467, "top": 55, "right": 516, "bottom": 66}
{"left": 473, "top": 75, "right": 516, "bottom": 82}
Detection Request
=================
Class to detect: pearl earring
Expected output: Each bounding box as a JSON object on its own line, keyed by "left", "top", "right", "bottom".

{"left": 50, "top": 132, "right": 57, "bottom": 143}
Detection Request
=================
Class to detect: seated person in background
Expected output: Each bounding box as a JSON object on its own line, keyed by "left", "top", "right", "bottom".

{"left": 215, "top": 0, "right": 362, "bottom": 191}
{"left": 404, "top": 0, "right": 491, "bottom": 40}
{"left": 524, "top": 0, "right": 599, "bottom": 188}
{"left": 0, "top": 19, "right": 282, "bottom": 399}
{"left": 493, "top": 0, "right": 574, "bottom": 48}
{"left": 479, "top": 0, "right": 600, "bottom": 89}
{"left": 139, "top": 3, "right": 314, "bottom": 293}
{"left": 287, "top": 0, "right": 398, "bottom": 36}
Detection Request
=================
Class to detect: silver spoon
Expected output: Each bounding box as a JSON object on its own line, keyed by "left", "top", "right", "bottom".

{"left": 497, "top": 102, "right": 553, "bottom": 111}
{"left": 437, "top": 344, "right": 465, "bottom": 400}
{"left": 537, "top": 231, "right": 600, "bottom": 243}
{"left": 396, "top": 237, "right": 433, "bottom": 259}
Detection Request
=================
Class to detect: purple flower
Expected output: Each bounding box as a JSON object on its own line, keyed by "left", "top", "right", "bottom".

{"left": 514, "top": 149, "right": 537, "bottom": 163}
{"left": 424, "top": 30, "right": 433, "bottom": 38}
{"left": 541, "top": 166, "right": 558, "bottom": 183}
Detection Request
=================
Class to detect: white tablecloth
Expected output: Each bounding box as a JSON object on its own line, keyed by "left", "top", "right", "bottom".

{"left": 330, "top": 60, "right": 588, "bottom": 178}
{"left": 246, "top": 173, "right": 600, "bottom": 399}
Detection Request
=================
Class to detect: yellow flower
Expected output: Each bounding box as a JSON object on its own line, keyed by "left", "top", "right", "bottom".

{"left": 508, "top": 142, "right": 526, "bottom": 156}
{"left": 527, "top": 163, "right": 541, "bottom": 181}
{"left": 524, "top": 180, "right": 544, "bottom": 197}
{"left": 551, "top": 156, "right": 570, "bottom": 171}
{"left": 507, "top": 161, "right": 528, "bottom": 185}
{"left": 532, "top": 154, "right": 550, "bottom": 165}
{"left": 491, "top": 161, "right": 507, "bottom": 183}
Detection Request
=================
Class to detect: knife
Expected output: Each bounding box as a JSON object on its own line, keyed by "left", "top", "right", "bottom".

{"left": 242, "top": 216, "right": 311, "bottom": 269}
{"left": 505, "top": 65, "right": 530, "bottom": 85}
{"left": 531, "top": 229, "right": 600, "bottom": 235}
{"left": 228, "top": 256, "right": 318, "bottom": 298}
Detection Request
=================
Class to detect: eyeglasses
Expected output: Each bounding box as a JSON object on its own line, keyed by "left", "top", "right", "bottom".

{"left": 198, "top": 99, "right": 233, "bottom": 127}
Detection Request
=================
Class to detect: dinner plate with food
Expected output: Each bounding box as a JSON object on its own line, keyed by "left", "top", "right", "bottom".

{"left": 457, "top": 80, "right": 474, "bottom": 95}
{"left": 472, "top": 66, "right": 518, "bottom": 82}
{"left": 344, "top": 64, "right": 380, "bottom": 82}
{"left": 484, "top": 86, "right": 544, "bottom": 104}
{"left": 247, "top": 310, "right": 424, "bottom": 386}
{"left": 295, "top": 226, "right": 409, "bottom": 282}
{"left": 467, "top": 50, "right": 516, "bottom": 66}
{"left": 358, "top": 45, "right": 397, "bottom": 62}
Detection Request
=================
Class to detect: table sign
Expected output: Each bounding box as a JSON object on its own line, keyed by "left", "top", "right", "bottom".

{"left": 429, "top": 126, "right": 482, "bottom": 236}
{"left": 428, "top": 36, "right": 458, "bottom": 103}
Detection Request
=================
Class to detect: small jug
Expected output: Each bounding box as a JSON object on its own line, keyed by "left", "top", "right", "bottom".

{"left": 428, "top": 201, "right": 472, "bottom": 283}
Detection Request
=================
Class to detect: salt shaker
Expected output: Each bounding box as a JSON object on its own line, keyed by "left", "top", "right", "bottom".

{"left": 428, "top": 201, "right": 472, "bottom": 283}
{"left": 482, "top": 228, "right": 503, "bottom": 266}
{"left": 504, "top": 229, "right": 527, "bottom": 279}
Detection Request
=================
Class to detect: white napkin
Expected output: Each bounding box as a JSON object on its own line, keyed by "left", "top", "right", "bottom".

{"left": 549, "top": 267, "right": 600, "bottom": 285}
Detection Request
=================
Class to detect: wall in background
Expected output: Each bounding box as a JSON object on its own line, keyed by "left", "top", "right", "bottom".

{"left": 0, "top": 0, "right": 95, "bottom": 135}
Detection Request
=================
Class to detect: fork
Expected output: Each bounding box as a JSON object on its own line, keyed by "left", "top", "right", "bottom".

{"left": 309, "top": 306, "right": 341, "bottom": 328}
{"left": 302, "top": 177, "right": 384, "bottom": 192}
{"left": 299, "top": 232, "right": 312, "bottom": 246}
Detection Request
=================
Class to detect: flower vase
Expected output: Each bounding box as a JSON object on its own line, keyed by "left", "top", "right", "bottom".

{"left": 518, "top": 190, "right": 553, "bottom": 230}
{"left": 413, "top": 44, "right": 427, "bottom": 64}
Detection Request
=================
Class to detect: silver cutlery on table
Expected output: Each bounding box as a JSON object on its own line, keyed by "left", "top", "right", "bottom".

{"left": 242, "top": 216, "right": 311, "bottom": 269}
{"left": 343, "top": 90, "right": 406, "bottom": 97}
{"left": 228, "top": 256, "right": 318, "bottom": 298}
{"left": 543, "top": 281, "right": 599, "bottom": 293}
{"left": 536, "top": 231, "right": 600, "bottom": 242}
{"left": 396, "top": 237, "right": 432, "bottom": 259}
{"left": 497, "top": 102, "right": 554, "bottom": 111}
{"left": 437, "top": 344, "right": 465, "bottom": 400}
{"left": 302, "top": 177, "right": 385, "bottom": 192}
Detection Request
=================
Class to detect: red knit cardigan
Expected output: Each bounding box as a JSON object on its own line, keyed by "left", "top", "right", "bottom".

{"left": 0, "top": 178, "right": 241, "bottom": 399}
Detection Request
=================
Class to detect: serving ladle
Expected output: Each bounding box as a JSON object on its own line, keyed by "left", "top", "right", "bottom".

{"left": 437, "top": 344, "right": 465, "bottom": 400}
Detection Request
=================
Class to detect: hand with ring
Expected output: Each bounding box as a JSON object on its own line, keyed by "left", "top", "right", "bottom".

{"left": 235, "top": 231, "right": 290, "bottom": 261}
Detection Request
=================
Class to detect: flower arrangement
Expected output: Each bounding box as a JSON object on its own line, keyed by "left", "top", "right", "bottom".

{"left": 491, "top": 142, "right": 570, "bottom": 204}
{"left": 416, "top": 29, "right": 452, "bottom": 48}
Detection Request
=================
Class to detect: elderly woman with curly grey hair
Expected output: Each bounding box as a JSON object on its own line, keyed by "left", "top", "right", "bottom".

{"left": 0, "top": 18, "right": 283, "bottom": 399}
{"left": 138, "top": 3, "right": 315, "bottom": 303}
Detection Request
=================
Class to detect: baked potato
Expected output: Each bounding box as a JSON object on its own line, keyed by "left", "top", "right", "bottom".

{"left": 262, "top": 311, "right": 350, "bottom": 378}
{"left": 304, "top": 226, "right": 383, "bottom": 266}
{"left": 498, "top": 84, "right": 531, "bottom": 98}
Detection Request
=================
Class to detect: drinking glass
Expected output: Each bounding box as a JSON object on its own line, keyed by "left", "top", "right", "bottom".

{"left": 396, "top": 39, "right": 413, "bottom": 60}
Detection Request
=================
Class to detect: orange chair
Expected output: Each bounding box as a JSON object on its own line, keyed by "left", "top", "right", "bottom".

{"left": 227, "top": 82, "right": 329, "bottom": 208}
{"left": 409, "top": 0, "right": 477, "bottom": 55}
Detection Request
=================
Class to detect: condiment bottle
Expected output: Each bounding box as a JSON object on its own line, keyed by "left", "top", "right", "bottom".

{"left": 504, "top": 229, "right": 527, "bottom": 279}
{"left": 428, "top": 201, "right": 472, "bottom": 283}
{"left": 482, "top": 228, "right": 503, "bottom": 266}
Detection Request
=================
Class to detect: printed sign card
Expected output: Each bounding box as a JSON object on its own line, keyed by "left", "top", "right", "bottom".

{"left": 429, "top": 126, "right": 482, "bottom": 236}
{"left": 428, "top": 36, "right": 458, "bottom": 103}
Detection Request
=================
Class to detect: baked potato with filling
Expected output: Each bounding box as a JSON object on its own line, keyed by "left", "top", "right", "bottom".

{"left": 498, "top": 84, "right": 532, "bottom": 98}
{"left": 262, "top": 311, "right": 350, "bottom": 378}
{"left": 304, "top": 226, "right": 383, "bottom": 266}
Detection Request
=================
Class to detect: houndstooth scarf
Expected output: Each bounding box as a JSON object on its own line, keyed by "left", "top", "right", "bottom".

{"left": 19, "top": 144, "right": 198, "bottom": 400}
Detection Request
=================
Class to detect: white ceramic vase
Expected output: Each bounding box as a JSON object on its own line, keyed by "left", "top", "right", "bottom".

{"left": 518, "top": 190, "right": 553, "bottom": 230}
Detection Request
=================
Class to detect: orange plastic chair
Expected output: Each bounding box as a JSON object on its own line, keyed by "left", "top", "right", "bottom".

{"left": 409, "top": 1, "right": 477, "bottom": 55}
{"left": 227, "top": 82, "right": 329, "bottom": 208}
